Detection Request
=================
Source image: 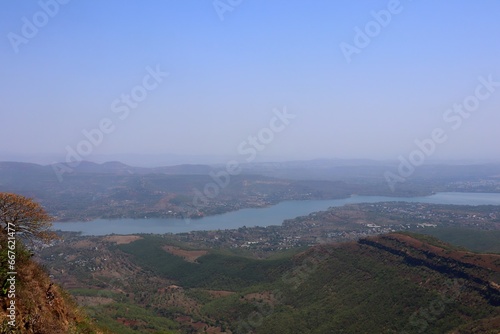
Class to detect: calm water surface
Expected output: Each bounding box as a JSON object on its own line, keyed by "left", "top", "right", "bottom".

{"left": 52, "top": 192, "right": 500, "bottom": 235}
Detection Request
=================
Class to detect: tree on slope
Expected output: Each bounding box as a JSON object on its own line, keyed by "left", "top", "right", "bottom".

{"left": 0, "top": 192, "right": 56, "bottom": 245}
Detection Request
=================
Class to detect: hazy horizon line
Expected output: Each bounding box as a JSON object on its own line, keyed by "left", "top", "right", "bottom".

{"left": 1, "top": 153, "right": 500, "bottom": 169}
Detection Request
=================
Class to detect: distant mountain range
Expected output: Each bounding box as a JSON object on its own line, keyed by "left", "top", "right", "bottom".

{"left": 1, "top": 160, "right": 500, "bottom": 221}
{"left": 2, "top": 158, "right": 500, "bottom": 177}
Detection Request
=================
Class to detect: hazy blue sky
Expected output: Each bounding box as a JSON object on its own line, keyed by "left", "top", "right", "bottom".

{"left": 1, "top": 0, "right": 499, "bottom": 165}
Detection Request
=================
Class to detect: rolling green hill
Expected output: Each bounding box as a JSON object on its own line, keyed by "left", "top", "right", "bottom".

{"left": 413, "top": 227, "right": 500, "bottom": 254}
{"left": 48, "top": 232, "right": 500, "bottom": 333}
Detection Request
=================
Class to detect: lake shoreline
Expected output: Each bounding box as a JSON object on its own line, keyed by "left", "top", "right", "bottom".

{"left": 52, "top": 192, "right": 500, "bottom": 236}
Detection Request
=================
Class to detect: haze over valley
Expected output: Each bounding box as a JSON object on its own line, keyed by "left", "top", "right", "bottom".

{"left": 1, "top": 1, "right": 500, "bottom": 333}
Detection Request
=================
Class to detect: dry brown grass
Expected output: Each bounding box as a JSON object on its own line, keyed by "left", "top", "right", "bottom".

{"left": 162, "top": 245, "right": 208, "bottom": 263}
{"left": 103, "top": 235, "right": 142, "bottom": 245}
{"left": 0, "top": 250, "right": 105, "bottom": 333}
{"left": 205, "top": 290, "right": 235, "bottom": 298}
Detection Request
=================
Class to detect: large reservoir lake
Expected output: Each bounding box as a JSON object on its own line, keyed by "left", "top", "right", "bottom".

{"left": 52, "top": 192, "right": 500, "bottom": 236}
